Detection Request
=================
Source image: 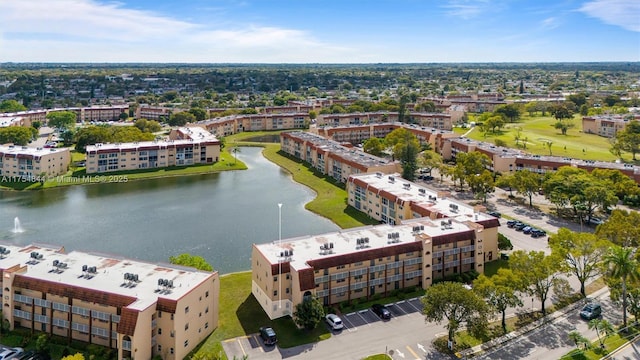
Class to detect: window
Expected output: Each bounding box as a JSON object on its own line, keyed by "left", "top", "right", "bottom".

{"left": 205, "top": 306, "right": 209, "bottom": 313}
{"left": 273, "top": 290, "right": 277, "bottom": 296}
{"left": 206, "top": 291, "right": 209, "bottom": 298}
{"left": 171, "top": 314, "right": 174, "bottom": 320}
{"left": 184, "top": 340, "right": 189, "bottom": 347}
{"left": 170, "top": 348, "right": 174, "bottom": 355}
{"left": 185, "top": 323, "right": 189, "bottom": 331}
{"left": 157, "top": 311, "right": 162, "bottom": 318}
{"left": 286, "top": 288, "right": 290, "bottom": 294}
{"left": 158, "top": 328, "right": 162, "bottom": 335}
{"left": 158, "top": 345, "right": 161, "bottom": 352}
{"left": 205, "top": 322, "right": 209, "bottom": 329}
{"left": 185, "top": 306, "right": 189, "bottom": 314}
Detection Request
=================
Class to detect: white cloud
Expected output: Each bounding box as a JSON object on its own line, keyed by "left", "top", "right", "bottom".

{"left": 540, "top": 17, "right": 560, "bottom": 30}
{"left": 579, "top": 0, "right": 640, "bottom": 32}
{"left": 442, "top": 0, "right": 492, "bottom": 19}
{"left": 0, "top": 0, "right": 355, "bottom": 62}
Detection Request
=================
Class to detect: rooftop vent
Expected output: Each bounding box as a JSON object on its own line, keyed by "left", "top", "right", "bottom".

{"left": 0, "top": 247, "right": 10, "bottom": 257}
{"left": 356, "top": 237, "right": 370, "bottom": 249}
{"left": 122, "top": 273, "right": 139, "bottom": 288}
{"left": 387, "top": 232, "right": 400, "bottom": 244}
{"left": 320, "top": 242, "right": 334, "bottom": 255}
{"left": 418, "top": 188, "right": 426, "bottom": 195}
{"left": 156, "top": 278, "right": 174, "bottom": 294}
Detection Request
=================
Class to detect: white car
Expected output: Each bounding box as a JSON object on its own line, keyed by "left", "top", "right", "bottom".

{"left": 325, "top": 313, "right": 344, "bottom": 330}
{"left": 0, "top": 347, "right": 23, "bottom": 360}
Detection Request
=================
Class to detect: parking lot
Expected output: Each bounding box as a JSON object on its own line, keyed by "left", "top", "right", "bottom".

{"left": 340, "top": 297, "right": 423, "bottom": 331}
{"left": 221, "top": 297, "right": 425, "bottom": 360}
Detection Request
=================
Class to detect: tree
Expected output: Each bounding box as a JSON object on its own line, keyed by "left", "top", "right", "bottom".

{"left": 35, "top": 333, "right": 50, "bottom": 355}
{"left": 450, "top": 151, "right": 491, "bottom": 191}
{"left": 422, "top": 282, "right": 489, "bottom": 344}
{"left": 0, "top": 126, "right": 34, "bottom": 146}
{"left": 399, "top": 140, "right": 420, "bottom": 181}
{"left": 494, "top": 104, "right": 521, "bottom": 123}
{"left": 473, "top": 269, "right": 522, "bottom": 333}
{"left": 0, "top": 99, "right": 27, "bottom": 113}
{"left": 588, "top": 318, "right": 614, "bottom": 348}
{"left": 611, "top": 120, "right": 640, "bottom": 160}
{"left": 168, "top": 111, "right": 196, "bottom": 126}
{"left": 417, "top": 151, "right": 442, "bottom": 176}
{"left": 595, "top": 209, "right": 640, "bottom": 247}
{"left": 550, "top": 104, "right": 574, "bottom": 121}
{"left": 591, "top": 168, "right": 640, "bottom": 203}
{"left": 544, "top": 140, "right": 553, "bottom": 155}
{"left": 509, "top": 250, "right": 563, "bottom": 315}
{"left": 511, "top": 170, "right": 540, "bottom": 207}
{"left": 467, "top": 170, "right": 494, "bottom": 203}
{"left": 603, "top": 246, "right": 639, "bottom": 330}
{"left": 134, "top": 119, "right": 162, "bottom": 133}
{"left": 169, "top": 253, "right": 214, "bottom": 271}
{"left": 549, "top": 228, "right": 610, "bottom": 297}
{"left": 568, "top": 330, "right": 591, "bottom": 350}
{"left": 362, "top": 137, "right": 386, "bottom": 157}
{"left": 189, "top": 107, "right": 208, "bottom": 121}
{"left": 553, "top": 121, "right": 574, "bottom": 135}
{"left": 46, "top": 111, "right": 77, "bottom": 130}
{"left": 231, "top": 146, "right": 241, "bottom": 164}
{"left": 293, "top": 297, "right": 324, "bottom": 330}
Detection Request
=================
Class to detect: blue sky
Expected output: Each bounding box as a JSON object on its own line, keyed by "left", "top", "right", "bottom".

{"left": 1, "top": 0, "right": 638, "bottom": 63}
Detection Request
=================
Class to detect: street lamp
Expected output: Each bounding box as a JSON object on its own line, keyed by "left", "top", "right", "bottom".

{"left": 278, "top": 203, "right": 282, "bottom": 310}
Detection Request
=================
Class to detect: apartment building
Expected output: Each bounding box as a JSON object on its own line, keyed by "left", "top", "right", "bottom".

{"left": 135, "top": 105, "right": 175, "bottom": 121}
{"left": 0, "top": 145, "right": 70, "bottom": 179}
{"left": 0, "top": 117, "right": 26, "bottom": 128}
{"left": 194, "top": 112, "right": 310, "bottom": 137}
{"left": 312, "top": 122, "right": 458, "bottom": 149}
{"left": 85, "top": 127, "right": 220, "bottom": 174}
{"left": 315, "top": 111, "right": 452, "bottom": 130}
{"left": 252, "top": 213, "right": 498, "bottom": 319}
{"left": 280, "top": 131, "right": 400, "bottom": 183}
{"left": 0, "top": 110, "right": 48, "bottom": 127}
{"left": 0, "top": 243, "right": 219, "bottom": 360}
{"left": 80, "top": 105, "right": 129, "bottom": 123}
{"left": 582, "top": 115, "right": 639, "bottom": 138}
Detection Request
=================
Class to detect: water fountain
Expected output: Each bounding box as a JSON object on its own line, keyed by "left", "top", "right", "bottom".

{"left": 12, "top": 217, "right": 24, "bottom": 233}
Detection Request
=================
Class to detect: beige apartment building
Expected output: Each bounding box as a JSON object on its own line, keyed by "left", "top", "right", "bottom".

{"left": 252, "top": 215, "right": 498, "bottom": 320}
{"left": 280, "top": 131, "right": 400, "bottom": 183}
{"left": 86, "top": 127, "right": 220, "bottom": 174}
{"left": 315, "top": 111, "right": 452, "bottom": 130}
{"left": 0, "top": 145, "right": 70, "bottom": 179}
{"left": 0, "top": 243, "right": 219, "bottom": 360}
{"left": 193, "top": 112, "right": 310, "bottom": 137}
{"left": 582, "top": 115, "right": 639, "bottom": 138}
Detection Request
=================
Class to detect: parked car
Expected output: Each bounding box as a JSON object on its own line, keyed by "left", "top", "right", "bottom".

{"left": 531, "top": 229, "right": 547, "bottom": 238}
{"left": 0, "top": 348, "right": 23, "bottom": 360}
{"left": 259, "top": 326, "right": 278, "bottom": 346}
{"left": 371, "top": 304, "right": 391, "bottom": 319}
{"left": 487, "top": 211, "right": 501, "bottom": 218}
{"left": 580, "top": 303, "right": 602, "bottom": 320}
{"left": 506, "top": 220, "right": 518, "bottom": 228}
{"left": 325, "top": 313, "right": 344, "bottom": 330}
{"left": 514, "top": 222, "right": 527, "bottom": 231}
{"left": 522, "top": 226, "right": 533, "bottom": 234}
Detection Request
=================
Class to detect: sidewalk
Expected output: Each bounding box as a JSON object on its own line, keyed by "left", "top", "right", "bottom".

{"left": 458, "top": 286, "right": 611, "bottom": 358}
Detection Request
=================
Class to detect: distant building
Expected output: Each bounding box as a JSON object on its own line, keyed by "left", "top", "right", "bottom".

{"left": 0, "top": 243, "right": 219, "bottom": 360}
{"left": 582, "top": 115, "right": 639, "bottom": 138}
{"left": 0, "top": 145, "right": 70, "bottom": 179}
{"left": 193, "top": 112, "right": 310, "bottom": 137}
{"left": 86, "top": 127, "right": 220, "bottom": 174}
{"left": 252, "top": 173, "right": 499, "bottom": 319}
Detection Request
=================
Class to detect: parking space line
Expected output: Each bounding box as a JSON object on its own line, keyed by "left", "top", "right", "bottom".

{"left": 238, "top": 338, "right": 247, "bottom": 357}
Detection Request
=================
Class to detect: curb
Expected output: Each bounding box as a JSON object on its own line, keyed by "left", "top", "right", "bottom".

{"left": 459, "top": 287, "right": 610, "bottom": 358}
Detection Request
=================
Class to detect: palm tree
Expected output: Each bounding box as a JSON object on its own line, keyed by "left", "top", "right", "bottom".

{"left": 588, "top": 318, "right": 614, "bottom": 348}
{"left": 568, "top": 330, "right": 590, "bottom": 350}
{"left": 603, "top": 246, "right": 640, "bottom": 330}
{"left": 231, "top": 146, "right": 240, "bottom": 164}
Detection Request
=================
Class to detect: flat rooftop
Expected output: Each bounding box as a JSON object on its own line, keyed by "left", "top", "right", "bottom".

{"left": 256, "top": 218, "right": 477, "bottom": 271}
{"left": 86, "top": 139, "right": 208, "bottom": 152}
{"left": 0, "top": 243, "right": 213, "bottom": 310}
{"left": 351, "top": 172, "right": 492, "bottom": 220}
{"left": 0, "top": 145, "right": 68, "bottom": 156}
{"left": 285, "top": 131, "right": 394, "bottom": 167}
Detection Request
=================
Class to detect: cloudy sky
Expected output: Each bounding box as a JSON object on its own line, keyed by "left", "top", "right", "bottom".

{"left": 1, "top": 0, "right": 638, "bottom": 63}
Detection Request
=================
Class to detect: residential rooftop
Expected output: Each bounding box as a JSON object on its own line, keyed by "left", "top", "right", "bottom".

{"left": 0, "top": 243, "right": 213, "bottom": 311}
{"left": 0, "top": 144, "right": 68, "bottom": 156}
{"left": 255, "top": 217, "right": 478, "bottom": 272}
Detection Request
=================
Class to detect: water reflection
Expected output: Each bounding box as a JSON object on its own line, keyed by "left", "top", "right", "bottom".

{"left": 0, "top": 147, "right": 339, "bottom": 273}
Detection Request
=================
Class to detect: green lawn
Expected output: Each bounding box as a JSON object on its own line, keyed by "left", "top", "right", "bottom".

{"left": 560, "top": 324, "right": 640, "bottom": 360}
{"left": 191, "top": 271, "right": 332, "bottom": 360}
{"left": 465, "top": 113, "right": 627, "bottom": 162}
